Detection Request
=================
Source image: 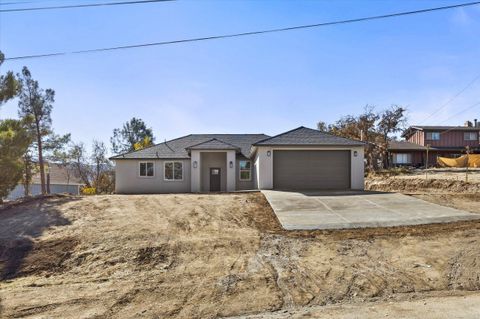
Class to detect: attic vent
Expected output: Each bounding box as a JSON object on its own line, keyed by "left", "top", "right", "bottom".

{"left": 156, "top": 151, "right": 159, "bottom": 157}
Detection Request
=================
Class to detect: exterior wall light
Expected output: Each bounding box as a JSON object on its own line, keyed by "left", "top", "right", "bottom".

{"left": 193, "top": 161, "right": 198, "bottom": 168}
{"left": 229, "top": 161, "right": 233, "bottom": 168}
{"left": 353, "top": 151, "right": 358, "bottom": 157}
{"left": 267, "top": 151, "right": 271, "bottom": 157}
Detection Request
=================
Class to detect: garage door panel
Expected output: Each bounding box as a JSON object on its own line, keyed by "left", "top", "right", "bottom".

{"left": 273, "top": 150, "right": 350, "bottom": 190}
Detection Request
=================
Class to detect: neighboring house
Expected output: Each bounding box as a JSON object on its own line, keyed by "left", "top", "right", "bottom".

{"left": 110, "top": 126, "right": 365, "bottom": 193}
{"left": 388, "top": 120, "right": 480, "bottom": 167}
{"left": 7, "top": 163, "right": 84, "bottom": 200}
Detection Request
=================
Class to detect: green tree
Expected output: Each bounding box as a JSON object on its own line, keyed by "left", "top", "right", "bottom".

{"left": 0, "top": 119, "right": 32, "bottom": 201}
{"left": 0, "top": 52, "right": 19, "bottom": 104}
{"left": 0, "top": 51, "right": 31, "bottom": 201}
{"left": 133, "top": 136, "right": 153, "bottom": 151}
{"left": 17, "top": 67, "right": 58, "bottom": 195}
{"left": 111, "top": 117, "right": 154, "bottom": 154}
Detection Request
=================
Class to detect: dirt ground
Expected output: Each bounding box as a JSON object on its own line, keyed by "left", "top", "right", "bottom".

{"left": 232, "top": 292, "right": 480, "bottom": 318}
{"left": 1, "top": 191, "right": 480, "bottom": 318}
{"left": 388, "top": 168, "right": 480, "bottom": 183}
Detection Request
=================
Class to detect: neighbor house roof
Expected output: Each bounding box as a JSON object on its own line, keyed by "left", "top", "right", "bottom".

{"left": 403, "top": 125, "right": 480, "bottom": 138}
{"left": 110, "top": 134, "right": 270, "bottom": 160}
{"left": 252, "top": 126, "right": 365, "bottom": 147}
{"left": 388, "top": 140, "right": 427, "bottom": 151}
{"left": 32, "top": 163, "right": 84, "bottom": 185}
{"left": 186, "top": 138, "right": 241, "bottom": 151}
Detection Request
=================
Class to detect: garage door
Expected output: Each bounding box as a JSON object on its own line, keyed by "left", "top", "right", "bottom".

{"left": 273, "top": 150, "right": 350, "bottom": 190}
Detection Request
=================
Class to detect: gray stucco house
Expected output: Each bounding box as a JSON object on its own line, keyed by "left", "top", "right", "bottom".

{"left": 7, "top": 163, "right": 84, "bottom": 200}
{"left": 110, "top": 126, "right": 365, "bottom": 193}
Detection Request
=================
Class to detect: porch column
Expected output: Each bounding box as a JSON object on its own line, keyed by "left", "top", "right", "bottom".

{"left": 191, "top": 150, "right": 201, "bottom": 192}
{"left": 226, "top": 150, "right": 236, "bottom": 192}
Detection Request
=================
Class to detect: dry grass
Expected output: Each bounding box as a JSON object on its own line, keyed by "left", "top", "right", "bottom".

{"left": 1, "top": 192, "right": 480, "bottom": 318}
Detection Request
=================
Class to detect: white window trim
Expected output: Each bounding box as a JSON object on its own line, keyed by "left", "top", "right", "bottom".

{"left": 393, "top": 153, "right": 411, "bottom": 165}
{"left": 426, "top": 132, "right": 440, "bottom": 141}
{"left": 239, "top": 160, "right": 252, "bottom": 181}
{"left": 164, "top": 161, "right": 184, "bottom": 182}
{"left": 464, "top": 132, "right": 477, "bottom": 141}
{"left": 138, "top": 161, "right": 155, "bottom": 178}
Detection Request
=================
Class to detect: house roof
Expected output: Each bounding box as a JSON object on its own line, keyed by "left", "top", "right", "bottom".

{"left": 403, "top": 125, "right": 480, "bottom": 138}
{"left": 32, "top": 163, "right": 84, "bottom": 185}
{"left": 186, "top": 138, "right": 241, "bottom": 151}
{"left": 388, "top": 140, "right": 427, "bottom": 151}
{"left": 110, "top": 134, "right": 270, "bottom": 160}
{"left": 409, "top": 125, "right": 480, "bottom": 131}
{"left": 252, "top": 126, "right": 365, "bottom": 147}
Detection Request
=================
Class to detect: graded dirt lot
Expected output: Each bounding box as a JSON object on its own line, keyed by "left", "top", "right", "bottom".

{"left": 1, "top": 192, "right": 480, "bottom": 318}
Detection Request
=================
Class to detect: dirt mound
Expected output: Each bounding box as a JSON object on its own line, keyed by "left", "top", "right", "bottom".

{"left": 0, "top": 237, "right": 78, "bottom": 280}
{"left": 366, "top": 177, "right": 480, "bottom": 193}
{"left": 2, "top": 193, "right": 480, "bottom": 318}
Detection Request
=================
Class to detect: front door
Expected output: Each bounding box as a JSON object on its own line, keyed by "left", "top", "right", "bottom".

{"left": 210, "top": 168, "right": 221, "bottom": 192}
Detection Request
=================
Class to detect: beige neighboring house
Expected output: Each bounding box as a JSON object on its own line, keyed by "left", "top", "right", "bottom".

{"left": 110, "top": 126, "right": 365, "bottom": 193}
{"left": 7, "top": 163, "right": 85, "bottom": 200}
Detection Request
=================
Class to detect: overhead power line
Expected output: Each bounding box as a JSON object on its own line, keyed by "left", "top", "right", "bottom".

{"left": 4, "top": 1, "right": 480, "bottom": 61}
{"left": 418, "top": 72, "right": 480, "bottom": 125}
{"left": 439, "top": 101, "right": 480, "bottom": 126}
{"left": 0, "top": 0, "right": 175, "bottom": 12}
{"left": 0, "top": 1, "right": 35, "bottom": 5}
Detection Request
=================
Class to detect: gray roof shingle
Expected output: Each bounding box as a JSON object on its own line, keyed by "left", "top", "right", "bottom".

{"left": 253, "top": 126, "right": 364, "bottom": 146}
{"left": 388, "top": 140, "right": 427, "bottom": 151}
{"left": 186, "top": 138, "right": 240, "bottom": 151}
{"left": 110, "top": 134, "right": 270, "bottom": 160}
{"left": 409, "top": 125, "right": 480, "bottom": 131}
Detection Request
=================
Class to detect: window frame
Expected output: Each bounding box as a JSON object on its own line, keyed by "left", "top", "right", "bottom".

{"left": 138, "top": 161, "right": 155, "bottom": 178}
{"left": 164, "top": 161, "right": 184, "bottom": 181}
{"left": 426, "top": 132, "right": 440, "bottom": 141}
{"left": 239, "top": 160, "right": 252, "bottom": 181}
{"left": 393, "top": 153, "right": 411, "bottom": 165}
{"left": 464, "top": 132, "right": 477, "bottom": 141}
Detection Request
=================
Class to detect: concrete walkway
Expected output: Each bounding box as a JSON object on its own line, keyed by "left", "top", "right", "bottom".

{"left": 262, "top": 190, "right": 480, "bottom": 230}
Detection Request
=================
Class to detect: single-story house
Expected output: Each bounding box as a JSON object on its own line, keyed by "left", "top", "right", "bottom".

{"left": 110, "top": 126, "right": 365, "bottom": 193}
{"left": 7, "top": 163, "right": 84, "bottom": 200}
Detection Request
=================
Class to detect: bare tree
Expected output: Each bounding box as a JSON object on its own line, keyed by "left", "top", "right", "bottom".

{"left": 318, "top": 105, "right": 407, "bottom": 171}
{"left": 91, "top": 140, "right": 108, "bottom": 193}
{"left": 70, "top": 142, "right": 92, "bottom": 187}
{"left": 377, "top": 105, "right": 407, "bottom": 167}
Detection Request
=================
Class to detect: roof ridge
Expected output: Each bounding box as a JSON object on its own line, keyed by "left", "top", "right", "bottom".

{"left": 252, "top": 126, "right": 306, "bottom": 145}
{"left": 186, "top": 137, "right": 241, "bottom": 150}
{"left": 110, "top": 133, "right": 193, "bottom": 159}
{"left": 253, "top": 126, "right": 363, "bottom": 146}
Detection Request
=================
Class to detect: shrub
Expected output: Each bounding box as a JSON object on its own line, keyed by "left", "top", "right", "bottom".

{"left": 81, "top": 187, "right": 96, "bottom": 195}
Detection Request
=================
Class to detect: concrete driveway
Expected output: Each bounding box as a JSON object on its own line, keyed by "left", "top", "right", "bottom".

{"left": 262, "top": 190, "right": 480, "bottom": 230}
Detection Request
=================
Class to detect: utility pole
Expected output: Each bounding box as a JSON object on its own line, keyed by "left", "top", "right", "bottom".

{"left": 425, "top": 144, "right": 430, "bottom": 180}
{"left": 466, "top": 146, "right": 470, "bottom": 182}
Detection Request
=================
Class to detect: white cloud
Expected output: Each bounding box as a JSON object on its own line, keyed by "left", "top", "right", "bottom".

{"left": 450, "top": 7, "right": 476, "bottom": 27}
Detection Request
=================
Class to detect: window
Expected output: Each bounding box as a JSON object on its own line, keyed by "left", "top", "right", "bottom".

{"left": 239, "top": 160, "right": 251, "bottom": 181}
{"left": 464, "top": 132, "right": 477, "bottom": 141}
{"left": 393, "top": 153, "right": 411, "bottom": 165}
{"left": 139, "top": 162, "right": 154, "bottom": 177}
{"left": 426, "top": 132, "right": 440, "bottom": 140}
{"left": 164, "top": 161, "right": 183, "bottom": 181}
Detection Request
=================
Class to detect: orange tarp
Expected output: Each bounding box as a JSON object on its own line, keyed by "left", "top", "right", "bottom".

{"left": 437, "top": 154, "right": 480, "bottom": 168}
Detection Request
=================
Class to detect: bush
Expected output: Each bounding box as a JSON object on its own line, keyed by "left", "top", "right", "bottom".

{"left": 81, "top": 187, "right": 96, "bottom": 195}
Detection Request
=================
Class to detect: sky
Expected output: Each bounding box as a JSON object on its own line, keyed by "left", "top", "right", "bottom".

{"left": 1, "top": 0, "right": 480, "bottom": 154}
